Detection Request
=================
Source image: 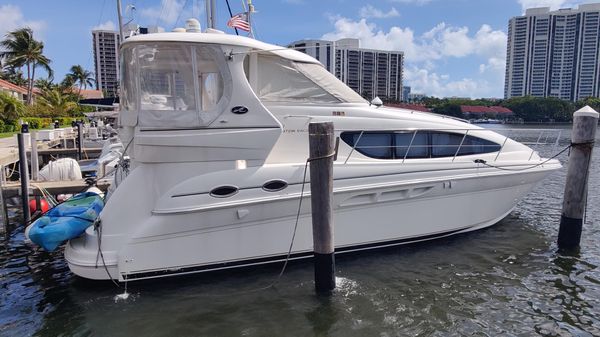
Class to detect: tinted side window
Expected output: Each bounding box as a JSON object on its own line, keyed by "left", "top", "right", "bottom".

{"left": 341, "top": 131, "right": 500, "bottom": 160}
{"left": 395, "top": 132, "right": 429, "bottom": 159}
{"left": 431, "top": 132, "right": 464, "bottom": 158}
{"left": 341, "top": 132, "right": 392, "bottom": 159}
{"left": 458, "top": 135, "right": 501, "bottom": 155}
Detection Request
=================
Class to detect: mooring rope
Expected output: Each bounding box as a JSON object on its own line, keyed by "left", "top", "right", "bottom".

{"left": 474, "top": 143, "right": 572, "bottom": 172}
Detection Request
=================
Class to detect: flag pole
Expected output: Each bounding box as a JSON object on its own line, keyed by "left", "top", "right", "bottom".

{"left": 247, "top": 0, "right": 254, "bottom": 38}
{"left": 225, "top": 0, "right": 239, "bottom": 35}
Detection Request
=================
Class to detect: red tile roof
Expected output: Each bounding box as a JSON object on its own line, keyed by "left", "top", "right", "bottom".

{"left": 386, "top": 103, "right": 431, "bottom": 112}
{"left": 460, "top": 105, "right": 513, "bottom": 115}
{"left": 0, "top": 79, "right": 28, "bottom": 95}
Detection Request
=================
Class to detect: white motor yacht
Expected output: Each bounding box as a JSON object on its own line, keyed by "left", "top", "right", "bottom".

{"left": 65, "top": 27, "right": 561, "bottom": 281}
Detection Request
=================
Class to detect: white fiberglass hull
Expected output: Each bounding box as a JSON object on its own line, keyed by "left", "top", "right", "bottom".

{"left": 65, "top": 162, "right": 558, "bottom": 281}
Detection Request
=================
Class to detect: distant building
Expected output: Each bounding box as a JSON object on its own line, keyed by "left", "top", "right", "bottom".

{"left": 408, "top": 93, "right": 425, "bottom": 102}
{"left": 0, "top": 78, "right": 28, "bottom": 102}
{"left": 288, "top": 38, "right": 404, "bottom": 101}
{"left": 386, "top": 102, "right": 431, "bottom": 112}
{"left": 92, "top": 30, "right": 120, "bottom": 97}
{"left": 505, "top": 4, "right": 600, "bottom": 101}
{"left": 402, "top": 86, "right": 411, "bottom": 102}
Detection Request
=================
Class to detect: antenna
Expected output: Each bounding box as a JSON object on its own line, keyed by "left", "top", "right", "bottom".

{"left": 116, "top": 0, "right": 124, "bottom": 40}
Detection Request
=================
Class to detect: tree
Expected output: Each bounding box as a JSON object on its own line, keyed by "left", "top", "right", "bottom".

{"left": 575, "top": 97, "right": 600, "bottom": 113}
{"left": 0, "top": 91, "right": 25, "bottom": 122}
{"left": 34, "top": 78, "right": 54, "bottom": 92}
{"left": 501, "top": 96, "right": 573, "bottom": 122}
{"left": 432, "top": 103, "right": 464, "bottom": 119}
{"left": 66, "top": 65, "right": 95, "bottom": 99}
{"left": 38, "top": 89, "right": 78, "bottom": 118}
{"left": 0, "top": 27, "right": 53, "bottom": 105}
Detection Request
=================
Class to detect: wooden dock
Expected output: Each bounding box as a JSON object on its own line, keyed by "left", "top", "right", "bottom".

{"left": 2, "top": 178, "right": 112, "bottom": 198}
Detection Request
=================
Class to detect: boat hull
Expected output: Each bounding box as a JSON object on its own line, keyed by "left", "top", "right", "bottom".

{"left": 65, "top": 164, "right": 556, "bottom": 281}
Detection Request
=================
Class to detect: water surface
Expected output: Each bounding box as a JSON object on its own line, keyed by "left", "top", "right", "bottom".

{"left": 1, "top": 125, "right": 599, "bottom": 336}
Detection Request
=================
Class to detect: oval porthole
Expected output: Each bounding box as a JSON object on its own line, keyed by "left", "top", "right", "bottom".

{"left": 209, "top": 185, "right": 239, "bottom": 198}
{"left": 262, "top": 180, "right": 288, "bottom": 192}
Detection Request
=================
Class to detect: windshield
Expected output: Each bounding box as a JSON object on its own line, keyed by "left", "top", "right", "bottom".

{"left": 120, "top": 42, "right": 229, "bottom": 128}
{"left": 255, "top": 55, "right": 366, "bottom": 104}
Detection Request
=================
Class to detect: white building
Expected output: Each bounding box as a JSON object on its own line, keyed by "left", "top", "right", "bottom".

{"left": 505, "top": 4, "right": 600, "bottom": 101}
{"left": 92, "top": 30, "right": 120, "bottom": 97}
{"left": 288, "top": 38, "right": 404, "bottom": 101}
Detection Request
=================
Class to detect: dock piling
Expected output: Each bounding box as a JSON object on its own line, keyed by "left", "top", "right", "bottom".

{"left": 30, "top": 131, "right": 39, "bottom": 181}
{"left": 17, "top": 129, "right": 31, "bottom": 224}
{"left": 558, "top": 105, "right": 599, "bottom": 250}
{"left": 308, "top": 122, "right": 336, "bottom": 294}
{"left": 76, "top": 122, "right": 83, "bottom": 160}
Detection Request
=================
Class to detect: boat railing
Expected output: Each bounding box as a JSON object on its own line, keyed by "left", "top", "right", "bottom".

{"left": 340, "top": 128, "right": 563, "bottom": 164}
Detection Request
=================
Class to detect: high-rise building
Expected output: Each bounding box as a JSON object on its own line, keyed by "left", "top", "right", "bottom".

{"left": 92, "top": 30, "right": 120, "bottom": 97}
{"left": 505, "top": 4, "right": 600, "bottom": 101}
{"left": 288, "top": 38, "right": 404, "bottom": 101}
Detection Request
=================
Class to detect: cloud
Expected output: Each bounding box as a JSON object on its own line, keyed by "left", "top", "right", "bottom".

{"left": 140, "top": 0, "right": 186, "bottom": 26}
{"left": 359, "top": 5, "right": 400, "bottom": 19}
{"left": 517, "top": 0, "right": 597, "bottom": 11}
{"left": 390, "top": 0, "right": 434, "bottom": 5}
{"left": 92, "top": 20, "right": 116, "bottom": 31}
{"left": 0, "top": 4, "right": 46, "bottom": 40}
{"left": 322, "top": 17, "right": 507, "bottom": 98}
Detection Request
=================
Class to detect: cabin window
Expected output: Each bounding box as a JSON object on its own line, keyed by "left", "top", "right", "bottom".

{"left": 120, "top": 47, "right": 137, "bottom": 112}
{"left": 121, "top": 42, "right": 230, "bottom": 129}
{"left": 139, "top": 44, "right": 197, "bottom": 112}
{"left": 341, "top": 131, "right": 500, "bottom": 160}
{"left": 395, "top": 132, "right": 428, "bottom": 159}
{"left": 256, "top": 55, "right": 339, "bottom": 103}
{"left": 195, "top": 47, "right": 224, "bottom": 112}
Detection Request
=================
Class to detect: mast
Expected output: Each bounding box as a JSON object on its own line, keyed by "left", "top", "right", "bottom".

{"left": 247, "top": 0, "right": 254, "bottom": 38}
{"left": 117, "top": 0, "right": 124, "bottom": 40}
{"left": 206, "top": 0, "right": 216, "bottom": 29}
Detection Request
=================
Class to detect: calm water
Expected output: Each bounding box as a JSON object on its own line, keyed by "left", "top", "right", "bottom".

{"left": 2, "top": 125, "right": 600, "bottom": 337}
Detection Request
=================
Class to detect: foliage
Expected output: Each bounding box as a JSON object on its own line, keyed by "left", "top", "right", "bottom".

{"left": 431, "top": 102, "right": 464, "bottom": 119}
{"left": 0, "top": 27, "right": 52, "bottom": 105}
{"left": 0, "top": 91, "right": 25, "bottom": 123}
{"left": 500, "top": 96, "right": 573, "bottom": 122}
{"left": 66, "top": 65, "right": 95, "bottom": 98}
{"left": 37, "top": 89, "right": 79, "bottom": 118}
{"left": 575, "top": 97, "right": 600, "bottom": 113}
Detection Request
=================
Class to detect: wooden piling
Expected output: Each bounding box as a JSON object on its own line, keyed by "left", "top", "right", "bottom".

{"left": 30, "top": 131, "right": 39, "bottom": 181}
{"left": 558, "top": 105, "right": 599, "bottom": 250}
{"left": 17, "top": 133, "right": 31, "bottom": 224}
{"left": 308, "top": 122, "right": 336, "bottom": 293}
{"left": 0, "top": 165, "right": 6, "bottom": 230}
{"left": 76, "top": 123, "right": 83, "bottom": 160}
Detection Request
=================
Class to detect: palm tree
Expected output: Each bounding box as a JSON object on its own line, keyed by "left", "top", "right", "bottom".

{"left": 0, "top": 91, "right": 25, "bottom": 122}
{"left": 34, "top": 78, "right": 54, "bottom": 92}
{"left": 38, "top": 89, "right": 78, "bottom": 118}
{"left": 67, "top": 65, "right": 95, "bottom": 99}
{"left": 0, "top": 27, "right": 53, "bottom": 105}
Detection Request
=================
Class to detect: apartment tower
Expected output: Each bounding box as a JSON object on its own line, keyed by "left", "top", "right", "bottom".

{"left": 288, "top": 38, "right": 404, "bottom": 101}
{"left": 92, "top": 30, "right": 120, "bottom": 97}
{"left": 505, "top": 4, "right": 600, "bottom": 101}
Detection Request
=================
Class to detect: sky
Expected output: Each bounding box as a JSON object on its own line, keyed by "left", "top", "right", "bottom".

{"left": 0, "top": 0, "right": 598, "bottom": 98}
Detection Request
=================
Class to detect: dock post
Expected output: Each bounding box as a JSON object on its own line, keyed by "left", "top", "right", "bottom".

{"left": 558, "top": 105, "right": 599, "bottom": 250}
{"left": 76, "top": 122, "right": 83, "bottom": 160}
{"left": 30, "top": 131, "right": 39, "bottom": 181}
{"left": 17, "top": 129, "right": 31, "bottom": 224}
{"left": 0, "top": 165, "right": 6, "bottom": 231}
{"left": 308, "top": 122, "right": 336, "bottom": 293}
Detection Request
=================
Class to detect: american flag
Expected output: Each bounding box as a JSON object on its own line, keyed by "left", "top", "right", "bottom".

{"left": 227, "top": 12, "right": 250, "bottom": 32}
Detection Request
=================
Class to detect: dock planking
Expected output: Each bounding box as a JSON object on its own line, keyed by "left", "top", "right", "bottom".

{"left": 2, "top": 179, "right": 111, "bottom": 198}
